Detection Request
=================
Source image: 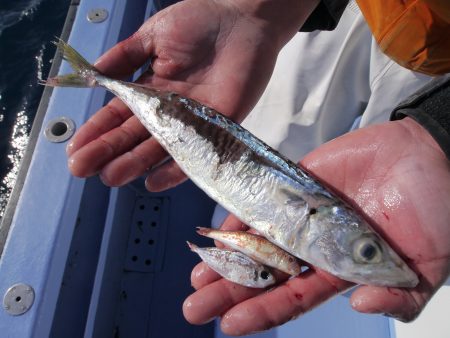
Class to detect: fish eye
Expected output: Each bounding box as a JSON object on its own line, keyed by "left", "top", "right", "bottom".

{"left": 360, "top": 243, "right": 376, "bottom": 260}
{"left": 260, "top": 270, "right": 270, "bottom": 280}
{"left": 353, "top": 236, "right": 382, "bottom": 263}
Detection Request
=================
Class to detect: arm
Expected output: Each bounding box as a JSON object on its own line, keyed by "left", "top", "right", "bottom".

{"left": 185, "top": 116, "right": 450, "bottom": 335}
{"left": 356, "top": 0, "right": 450, "bottom": 75}
{"left": 66, "top": 0, "right": 320, "bottom": 186}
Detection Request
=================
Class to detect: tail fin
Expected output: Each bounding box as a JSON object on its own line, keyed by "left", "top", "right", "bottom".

{"left": 40, "top": 38, "right": 99, "bottom": 88}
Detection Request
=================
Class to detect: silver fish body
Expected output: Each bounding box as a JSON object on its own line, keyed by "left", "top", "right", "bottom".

{"left": 187, "top": 242, "right": 275, "bottom": 288}
{"left": 196, "top": 227, "right": 301, "bottom": 276}
{"left": 45, "top": 40, "right": 418, "bottom": 288}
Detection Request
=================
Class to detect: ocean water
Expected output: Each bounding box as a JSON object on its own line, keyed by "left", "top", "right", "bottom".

{"left": 0, "top": 0, "right": 70, "bottom": 219}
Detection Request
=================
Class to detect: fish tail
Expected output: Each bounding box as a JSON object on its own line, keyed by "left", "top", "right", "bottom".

{"left": 40, "top": 38, "right": 99, "bottom": 88}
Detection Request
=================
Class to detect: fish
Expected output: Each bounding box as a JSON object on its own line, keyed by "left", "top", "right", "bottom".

{"left": 196, "top": 227, "right": 301, "bottom": 276}
{"left": 42, "top": 39, "right": 419, "bottom": 288}
{"left": 187, "top": 242, "right": 276, "bottom": 288}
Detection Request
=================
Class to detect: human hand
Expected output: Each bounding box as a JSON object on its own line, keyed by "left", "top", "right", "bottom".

{"left": 183, "top": 117, "right": 450, "bottom": 335}
{"left": 66, "top": 0, "right": 318, "bottom": 189}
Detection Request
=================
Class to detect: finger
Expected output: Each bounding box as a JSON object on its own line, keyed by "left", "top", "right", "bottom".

{"left": 350, "top": 286, "right": 424, "bottom": 322}
{"left": 219, "top": 270, "right": 352, "bottom": 336}
{"left": 219, "top": 214, "right": 261, "bottom": 236}
{"left": 67, "top": 66, "right": 158, "bottom": 157}
{"left": 68, "top": 114, "right": 150, "bottom": 177}
{"left": 99, "top": 137, "right": 168, "bottom": 186}
{"left": 94, "top": 29, "right": 153, "bottom": 78}
{"left": 191, "top": 262, "right": 222, "bottom": 290}
{"left": 145, "top": 160, "right": 188, "bottom": 192}
{"left": 66, "top": 97, "right": 133, "bottom": 157}
{"left": 213, "top": 214, "right": 249, "bottom": 248}
{"left": 219, "top": 214, "right": 249, "bottom": 232}
{"left": 183, "top": 278, "right": 263, "bottom": 325}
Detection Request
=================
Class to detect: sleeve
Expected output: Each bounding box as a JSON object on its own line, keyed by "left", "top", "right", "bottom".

{"left": 300, "top": 0, "right": 349, "bottom": 31}
{"left": 390, "top": 75, "right": 450, "bottom": 159}
{"left": 356, "top": 0, "right": 450, "bottom": 75}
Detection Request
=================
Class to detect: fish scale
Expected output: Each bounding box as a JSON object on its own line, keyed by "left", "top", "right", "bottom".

{"left": 42, "top": 39, "right": 419, "bottom": 288}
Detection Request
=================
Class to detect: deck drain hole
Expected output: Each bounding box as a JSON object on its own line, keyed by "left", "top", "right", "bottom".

{"left": 145, "top": 259, "right": 152, "bottom": 266}
{"left": 131, "top": 256, "right": 138, "bottom": 262}
{"left": 52, "top": 121, "right": 68, "bottom": 136}
{"left": 44, "top": 117, "right": 75, "bottom": 143}
{"left": 148, "top": 239, "right": 154, "bottom": 245}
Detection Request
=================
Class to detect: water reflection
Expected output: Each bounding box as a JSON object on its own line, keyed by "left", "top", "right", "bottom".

{"left": 0, "top": 107, "right": 30, "bottom": 218}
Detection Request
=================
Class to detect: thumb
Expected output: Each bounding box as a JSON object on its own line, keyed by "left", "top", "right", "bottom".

{"left": 94, "top": 28, "right": 154, "bottom": 78}
{"left": 350, "top": 285, "right": 427, "bottom": 322}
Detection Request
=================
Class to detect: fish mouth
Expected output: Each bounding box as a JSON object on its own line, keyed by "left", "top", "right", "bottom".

{"left": 390, "top": 265, "right": 419, "bottom": 288}
{"left": 385, "top": 252, "right": 419, "bottom": 288}
{"left": 349, "top": 264, "right": 419, "bottom": 288}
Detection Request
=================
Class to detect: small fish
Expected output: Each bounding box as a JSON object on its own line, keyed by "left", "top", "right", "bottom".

{"left": 196, "top": 227, "right": 301, "bottom": 276}
{"left": 187, "top": 242, "right": 275, "bottom": 288}
{"left": 43, "top": 39, "right": 418, "bottom": 287}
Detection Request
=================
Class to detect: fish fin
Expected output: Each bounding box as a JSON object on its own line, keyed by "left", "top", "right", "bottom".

{"left": 53, "top": 38, "right": 97, "bottom": 73}
{"left": 186, "top": 241, "right": 198, "bottom": 251}
{"left": 39, "top": 74, "right": 94, "bottom": 88}
{"left": 278, "top": 188, "right": 306, "bottom": 207}
{"left": 41, "top": 38, "right": 98, "bottom": 88}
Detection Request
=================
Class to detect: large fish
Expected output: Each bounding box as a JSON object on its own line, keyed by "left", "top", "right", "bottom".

{"left": 43, "top": 39, "right": 418, "bottom": 287}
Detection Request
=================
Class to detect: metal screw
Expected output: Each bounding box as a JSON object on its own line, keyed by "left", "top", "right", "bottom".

{"left": 3, "top": 284, "right": 35, "bottom": 316}
{"left": 87, "top": 8, "right": 108, "bottom": 23}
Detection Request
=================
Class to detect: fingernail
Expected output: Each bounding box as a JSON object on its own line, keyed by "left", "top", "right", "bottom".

{"left": 66, "top": 141, "right": 74, "bottom": 155}
{"left": 99, "top": 170, "right": 134, "bottom": 187}
{"left": 350, "top": 297, "right": 364, "bottom": 309}
{"left": 145, "top": 175, "right": 165, "bottom": 192}
{"left": 183, "top": 299, "right": 193, "bottom": 309}
{"left": 221, "top": 313, "right": 235, "bottom": 333}
{"left": 94, "top": 55, "right": 105, "bottom": 67}
{"left": 193, "top": 264, "right": 209, "bottom": 280}
{"left": 382, "top": 312, "right": 404, "bottom": 321}
{"left": 68, "top": 156, "right": 75, "bottom": 168}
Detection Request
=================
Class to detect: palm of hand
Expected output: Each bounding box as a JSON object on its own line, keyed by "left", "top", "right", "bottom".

{"left": 66, "top": 0, "right": 278, "bottom": 186}
{"left": 183, "top": 118, "right": 450, "bottom": 336}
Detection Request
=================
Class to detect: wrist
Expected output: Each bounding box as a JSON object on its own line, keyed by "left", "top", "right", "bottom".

{"left": 225, "top": 0, "right": 320, "bottom": 48}
{"left": 390, "top": 75, "right": 450, "bottom": 160}
{"left": 397, "top": 117, "right": 448, "bottom": 161}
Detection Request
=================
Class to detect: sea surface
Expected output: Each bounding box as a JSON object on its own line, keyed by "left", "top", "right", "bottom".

{"left": 0, "top": 0, "right": 70, "bottom": 220}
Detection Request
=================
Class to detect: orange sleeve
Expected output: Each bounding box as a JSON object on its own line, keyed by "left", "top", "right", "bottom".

{"left": 356, "top": 0, "right": 450, "bottom": 75}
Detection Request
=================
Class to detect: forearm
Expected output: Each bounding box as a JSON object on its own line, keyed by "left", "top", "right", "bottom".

{"left": 226, "top": 0, "right": 321, "bottom": 48}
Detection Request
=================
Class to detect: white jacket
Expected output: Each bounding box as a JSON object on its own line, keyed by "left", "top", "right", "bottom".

{"left": 241, "top": 2, "right": 432, "bottom": 162}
